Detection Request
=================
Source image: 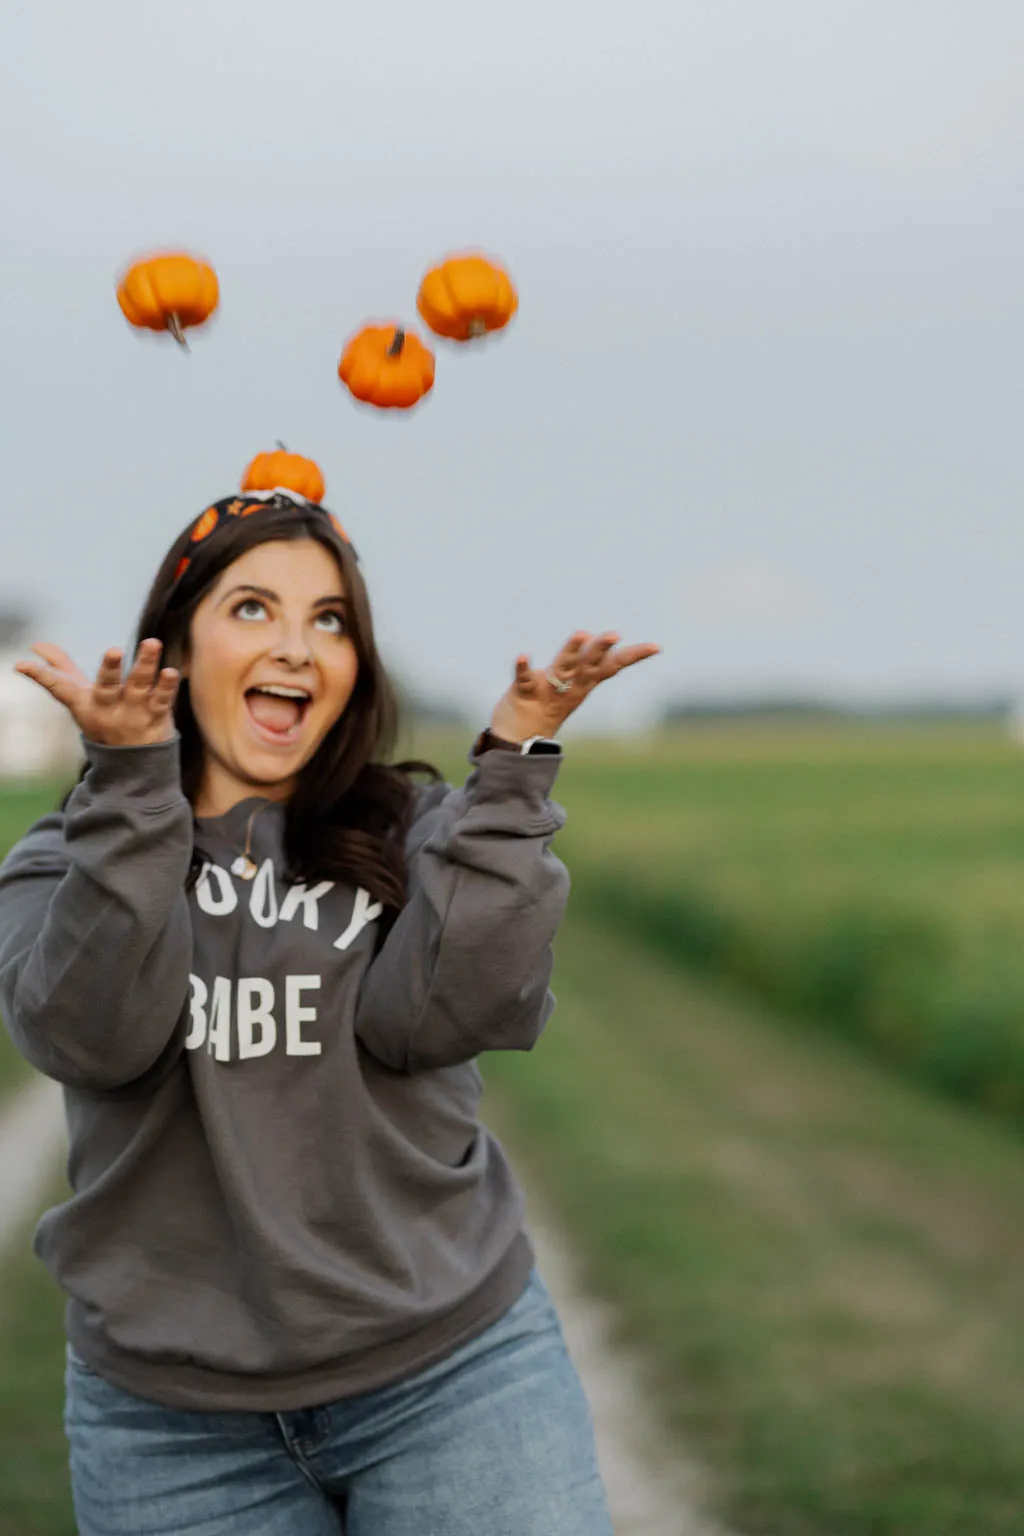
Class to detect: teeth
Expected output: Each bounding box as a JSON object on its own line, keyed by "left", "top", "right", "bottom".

{"left": 252, "top": 685, "right": 311, "bottom": 701}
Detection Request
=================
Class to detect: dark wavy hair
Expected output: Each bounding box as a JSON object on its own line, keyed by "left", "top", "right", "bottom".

{"left": 125, "top": 499, "right": 439, "bottom": 930}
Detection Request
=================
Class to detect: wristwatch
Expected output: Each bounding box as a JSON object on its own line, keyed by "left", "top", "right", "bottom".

{"left": 472, "top": 728, "right": 562, "bottom": 757}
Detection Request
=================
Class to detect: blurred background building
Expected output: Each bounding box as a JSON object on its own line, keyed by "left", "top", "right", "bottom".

{"left": 0, "top": 606, "right": 79, "bottom": 779}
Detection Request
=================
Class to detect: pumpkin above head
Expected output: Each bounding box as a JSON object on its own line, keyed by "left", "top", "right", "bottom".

{"left": 116, "top": 251, "right": 219, "bottom": 348}
{"left": 241, "top": 446, "right": 326, "bottom": 504}
{"left": 338, "top": 324, "right": 435, "bottom": 410}
{"left": 416, "top": 253, "right": 518, "bottom": 342}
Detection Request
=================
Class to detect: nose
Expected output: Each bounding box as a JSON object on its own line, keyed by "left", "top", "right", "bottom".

{"left": 270, "top": 620, "right": 313, "bottom": 671}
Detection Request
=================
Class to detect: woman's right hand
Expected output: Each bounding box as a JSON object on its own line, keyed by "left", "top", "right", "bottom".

{"left": 16, "top": 639, "right": 180, "bottom": 747}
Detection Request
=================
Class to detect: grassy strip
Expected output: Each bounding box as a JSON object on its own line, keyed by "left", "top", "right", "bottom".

{"left": 484, "top": 913, "right": 1024, "bottom": 1536}
{"left": 0, "top": 1179, "right": 75, "bottom": 1536}
{"left": 568, "top": 865, "right": 1024, "bottom": 1126}
{"left": 0, "top": 781, "right": 66, "bottom": 1102}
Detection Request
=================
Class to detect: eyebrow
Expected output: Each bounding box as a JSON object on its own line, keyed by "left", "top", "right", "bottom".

{"left": 216, "top": 584, "right": 349, "bottom": 610}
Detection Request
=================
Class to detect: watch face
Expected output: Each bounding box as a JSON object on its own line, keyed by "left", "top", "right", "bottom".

{"left": 524, "top": 737, "right": 562, "bottom": 756}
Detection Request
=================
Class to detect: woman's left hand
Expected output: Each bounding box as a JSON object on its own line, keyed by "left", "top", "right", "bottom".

{"left": 488, "top": 631, "right": 662, "bottom": 744}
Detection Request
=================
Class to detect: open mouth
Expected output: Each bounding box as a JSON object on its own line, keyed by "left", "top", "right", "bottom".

{"left": 244, "top": 685, "right": 312, "bottom": 743}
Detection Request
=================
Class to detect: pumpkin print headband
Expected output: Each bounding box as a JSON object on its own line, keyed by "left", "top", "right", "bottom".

{"left": 173, "top": 488, "right": 355, "bottom": 587}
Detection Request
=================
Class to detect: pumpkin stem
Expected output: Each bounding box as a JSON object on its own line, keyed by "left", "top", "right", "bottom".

{"left": 468, "top": 317, "right": 487, "bottom": 339}
{"left": 276, "top": 440, "right": 287, "bottom": 451}
{"left": 167, "top": 313, "right": 189, "bottom": 350}
{"left": 387, "top": 328, "right": 406, "bottom": 358}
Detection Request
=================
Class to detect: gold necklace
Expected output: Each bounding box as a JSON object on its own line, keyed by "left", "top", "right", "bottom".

{"left": 229, "top": 803, "right": 271, "bottom": 881}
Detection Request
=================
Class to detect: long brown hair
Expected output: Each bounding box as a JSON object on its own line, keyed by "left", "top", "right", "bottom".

{"left": 133, "top": 500, "right": 439, "bottom": 928}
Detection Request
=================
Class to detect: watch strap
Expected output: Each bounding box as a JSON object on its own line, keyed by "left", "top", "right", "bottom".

{"left": 472, "top": 728, "right": 562, "bottom": 757}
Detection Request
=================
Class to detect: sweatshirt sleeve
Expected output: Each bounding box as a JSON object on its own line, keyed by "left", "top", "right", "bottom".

{"left": 355, "top": 748, "right": 570, "bottom": 1073}
{"left": 0, "top": 737, "right": 194, "bottom": 1092}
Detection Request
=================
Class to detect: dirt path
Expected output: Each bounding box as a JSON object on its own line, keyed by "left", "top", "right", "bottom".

{"left": 0, "top": 1073, "right": 64, "bottom": 1245}
{"left": 0, "top": 1076, "right": 726, "bottom": 1536}
{"left": 526, "top": 1201, "right": 728, "bottom": 1536}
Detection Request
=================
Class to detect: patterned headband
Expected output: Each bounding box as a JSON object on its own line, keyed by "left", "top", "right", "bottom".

{"left": 173, "top": 488, "right": 355, "bottom": 585}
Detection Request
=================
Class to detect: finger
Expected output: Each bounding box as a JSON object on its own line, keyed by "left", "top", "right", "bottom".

{"left": 584, "top": 630, "right": 621, "bottom": 656}
{"left": 544, "top": 633, "right": 591, "bottom": 694}
{"left": 124, "top": 639, "right": 164, "bottom": 696}
{"left": 149, "top": 667, "right": 180, "bottom": 713}
{"left": 550, "top": 632, "right": 590, "bottom": 675}
{"left": 513, "top": 655, "right": 539, "bottom": 696}
{"left": 588, "top": 641, "right": 663, "bottom": 685}
{"left": 30, "top": 643, "right": 92, "bottom": 689}
{"left": 15, "top": 659, "right": 86, "bottom": 711}
{"left": 93, "top": 649, "right": 125, "bottom": 702}
{"left": 610, "top": 642, "right": 662, "bottom": 671}
{"left": 578, "top": 633, "right": 622, "bottom": 677}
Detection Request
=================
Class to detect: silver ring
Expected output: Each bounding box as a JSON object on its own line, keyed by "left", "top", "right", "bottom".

{"left": 546, "top": 669, "right": 573, "bottom": 694}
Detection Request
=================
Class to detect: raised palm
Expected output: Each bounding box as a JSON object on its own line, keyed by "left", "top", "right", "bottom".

{"left": 16, "top": 639, "right": 180, "bottom": 747}
{"left": 489, "top": 630, "right": 661, "bottom": 743}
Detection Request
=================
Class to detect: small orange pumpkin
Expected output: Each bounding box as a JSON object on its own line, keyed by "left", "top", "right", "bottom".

{"left": 416, "top": 253, "right": 518, "bottom": 341}
{"left": 241, "top": 446, "right": 325, "bottom": 504}
{"left": 116, "top": 252, "right": 219, "bottom": 348}
{"left": 338, "top": 324, "right": 435, "bottom": 410}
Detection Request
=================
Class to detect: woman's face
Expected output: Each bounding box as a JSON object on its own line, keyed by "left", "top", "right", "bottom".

{"left": 185, "top": 538, "right": 359, "bottom": 814}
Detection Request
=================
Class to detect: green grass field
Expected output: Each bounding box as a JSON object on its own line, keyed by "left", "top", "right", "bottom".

{"left": 0, "top": 778, "right": 76, "bottom": 1528}
{"left": 0, "top": 1184, "right": 75, "bottom": 1536}
{"left": 6, "top": 731, "right": 1024, "bottom": 1533}
{"left": 528, "top": 724, "right": 1024, "bottom": 1126}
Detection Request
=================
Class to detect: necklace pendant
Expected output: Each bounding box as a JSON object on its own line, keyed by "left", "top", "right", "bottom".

{"left": 231, "top": 855, "right": 259, "bottom": 881}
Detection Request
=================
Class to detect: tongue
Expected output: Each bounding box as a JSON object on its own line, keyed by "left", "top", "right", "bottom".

{"left": 248, "top": 693, "right": 302, "bottom": 734}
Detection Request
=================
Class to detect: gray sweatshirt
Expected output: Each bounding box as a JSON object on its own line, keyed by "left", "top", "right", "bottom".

{"left": 0, "top": 736, "right": 568, "bottom": 1411}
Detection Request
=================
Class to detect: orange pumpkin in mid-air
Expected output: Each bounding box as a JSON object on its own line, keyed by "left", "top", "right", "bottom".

{"left": 116, "top": 251, "right": 220, "bottom": 348}
{"left": 416, "top": 253, "right": 518, "bottom": 342}
{"left": 241, "top": 447, "right": 326, "bottom": 504}
{"left": 338, "top": 324, "right": 435, "bottom": 410}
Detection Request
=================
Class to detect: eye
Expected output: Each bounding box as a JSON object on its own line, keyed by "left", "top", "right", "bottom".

{"left": 314, "top": 610, "right": 347, "bottom": 636}
{"left": 233, "top": 598, "right": 268, "bottom": 622}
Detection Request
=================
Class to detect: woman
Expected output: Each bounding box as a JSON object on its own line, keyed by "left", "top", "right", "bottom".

{"left": 0, "top": 486, "right": 659, "bottom": 1536}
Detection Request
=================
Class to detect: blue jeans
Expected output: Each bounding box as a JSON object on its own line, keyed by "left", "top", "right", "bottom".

{"left": 64, "top": 1270, "right": 613, "bottom": 1535}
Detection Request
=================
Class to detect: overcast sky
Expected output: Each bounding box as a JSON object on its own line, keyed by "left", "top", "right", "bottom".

{"left": 2, "top": 0, "right": 1023, "bottom": 730}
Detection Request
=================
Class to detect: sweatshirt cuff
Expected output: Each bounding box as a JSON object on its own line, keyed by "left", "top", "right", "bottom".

{"left": 80, "top": 734, "right": 186, "bottom": 802}
{"left": 465, "top": 742, "right": 565, "bottom": 820}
